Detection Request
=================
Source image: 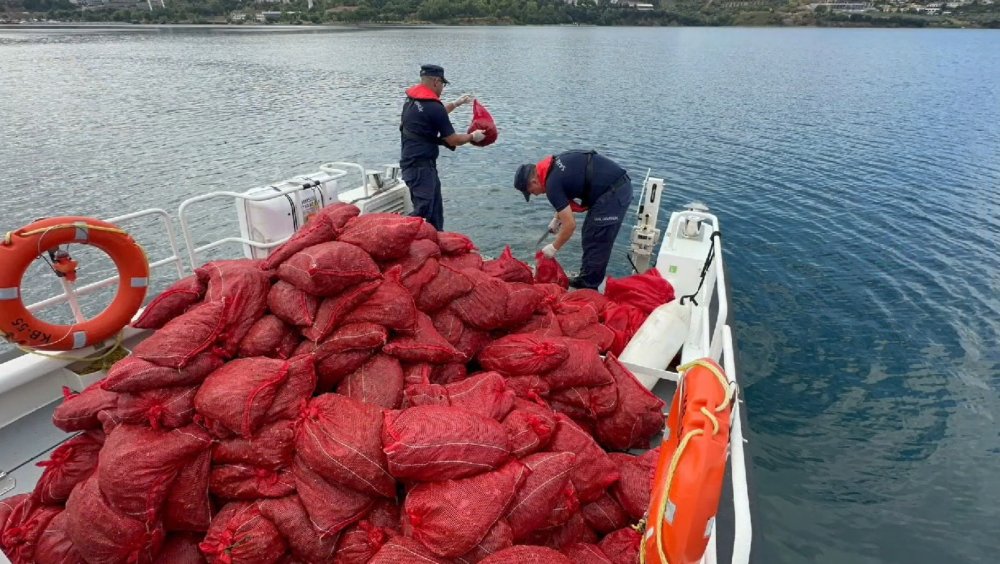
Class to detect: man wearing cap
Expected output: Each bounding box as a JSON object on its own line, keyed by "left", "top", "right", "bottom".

{"left": 514, "top": 151, "right": 632, "bottom": 290}
{"left": 400, "top": 64, "right": 486, "bottom": 230}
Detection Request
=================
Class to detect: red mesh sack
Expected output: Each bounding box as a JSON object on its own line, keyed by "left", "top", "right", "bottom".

{"left": 164, "top": 450, "right": 211, "bottom": 532}
{"left": 555, "top": 302, "right": 600, "bottom": 335}
{"left": 430, "top": 309, "right": 464, "bottom": 345}
{"left": 504, "top": 283, "right": 547, "bottom": 328}
{"left": 448, "top": 269, "right": 510, "bottom": 331}
{"left": 98, "top": 423, "right": 211, "bottom": 520}
{"left": 209, "top": 465, "right": 295, "bottom": 500}
{"left": 197, "top": 260, "right": 271, "bottom": 355}
{"left": 333, "top": 521, "right": 386, "bottom": 564}
{"left": 442, "top": 372, "right": 515, "bottom": 420}
{"left": 542, "top": 338, "right": 613, "bottom": 391}
{"left": 598, "top": 527, "right": 642, "bottom": 564}
{"left": 416, "top": 264, "right": 474, "bottom": 313}
{"left": 342, "top": 267, "right": 416, "bottom": 331}
{"left": 131, "top": 275, "right": 205, "bottom": 329}
{"left": 263, "top": 355, "right": 317, "bottom": 423}
{"left": 548, "top": 383, "right": 619, "bottom": 421}
{"left": 293, "top": 458, "right": 374, "bottom": 535}
{"left": 400, "top": 258, "right": 440, "bottom": 298}
{"left": 482, "top": 246, "right": 532, "bottom": 284}
{"left": 454, "top": 325, "right": 493, "bottom": 359}
{"left": 268, "top": 281, "right": 319, "bottom": 327}
{"left": 303, "top": 322, "right": 387, "bottom": 358}
{"left": 382, "top": 405, "right": 511, "bottom": 482}
{"left": 382, "top": 239, "right": 441, "bottom": 279}
{"left": 402, "top": 382, "right": 449, "bottom": 409}
{"left": 52, "top": 382, "right": 118, "bottom": 432}
{"left": 440, "top": 251, "right": 484, "bottom": 271}
{"left": 383, "top": 312, "right": 464, "bottom": 364}
{"left": 260, "top": 203, "right": 360, "bottom": 271}
{"left": 567, "top": 322, "right": 616, "bottom": 353}
{"left": 467, "top": 99, "right": 498, "bottom": 147}
{"left": 609, "top": 448, "right": 659, "bottom": 521}
{"left": 154, "top": 535, "right": 205, "bottom": 564}
{"left": 337, "top": 213, "right": 424, "bottom": 261}
{"left": 213, "top": 419, "right": 295, "bottom": 469}
{"left": 199, "top": 502, "right": 286, "bottom": 564}
{"left": 338, "top": 354, "right": 405, "bottom": 409}
{"left": 368, "top": 534, "right": 448, "bottom": 564}
{"left": 603, "top": 268, "right": 676, "bottom": 315}
{"left": 259, "top": 495, "right": 338, "bottom": 564}
{"left": 295, "top": 394, "right": 394, "bottom": 498}
{"left": 403, "top": 363, "right": 432, "bottom": 386}
{"left": 102, "top": 352, "right": 223, "bottom": 393}
{"left": 549, "top": 414, "right": 620, "bottom": 503}
{"left": 65, "top": 476, "right": 165, "bottom": 564}
{"left": 194, "top": 357, "right": 289, "bottom": 438}
{"left": 114, "top": 385, "right": 197, "bottom": 430}
{"left": 368, "top": 499, "right": 401, "bottom": 530}
{"left": 505, "top": 451, "right": 576, "bottom": 540}
{"left": 504, "top": 375, "right": 551, "bottom": 400}
{"left": 32, "top": 430, "right": 103, "bottom": 506}
{"left": 534, "top": 282, "right": 567, "bottom": 303}
{"left": 454, "top": 519, "right": 513, "bottom": 564}
{"left": 437, "top": 232, "right": 477, "bottom": 255}
{"left": 535, "top": 251, "right": 569, "bottom": 288}
{"left": 563, "top": 543, "right": 613, "bottom": 564}
{"left": 601, "top": 303, "right": 646, "bottom": 356}
{"left": 502, "top": 399, "right": 558, "bottom": 458}
{"left": 302, "top": 280, "right": 380, "bottom": 342}
{"left": 430, "top": 362, "right": 468, "bottom": 385}
{"left": 528, "top": 512, "right": 597, "bottom": 549}
{"left": 414, "top": 219, "right": 439, "bottom": 242}
{"left": 34, "top": 510, "right": 85, "bottom": 564}
{"left": 581, "top": 493, "right": 629, "bottom": 534}
{"left": 1, "top": 494, "right": 28, "bottom": 532}
{"left": 479, "top": 545, "right": 572, "bottom": 564}
{"left": 594, "top": 355, "right": 666, "bottom": 451}
{"left": 315, "top": 350, "right": 377, "bottom": 392}
{"left": 0, "top": 497, "right": 60, "bottom": 564}
{"left": 277, "top": 242, "right": 382, "bottom": 297}
{"left": 132, "top": 300, "right": 227, "bottom": 369}
{"left": 559, "top": 289, "right": 611, "bottom": 316}
{"left": 405, "top": 461, "right": 527, "bottom": 558}
{"left": 478, "top": 334, "right": 569, "bottom": 376}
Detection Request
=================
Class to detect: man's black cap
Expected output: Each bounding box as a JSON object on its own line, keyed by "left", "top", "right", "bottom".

{"left": 514, "top": 164, "right": 534, "bottom": 202}
{"left": 420, "top": 64, "right": 449, "bottom": 85}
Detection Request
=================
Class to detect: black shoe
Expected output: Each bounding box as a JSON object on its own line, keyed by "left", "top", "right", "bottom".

{"left": 567, "top": 276, "right": 588, "bottom": 290}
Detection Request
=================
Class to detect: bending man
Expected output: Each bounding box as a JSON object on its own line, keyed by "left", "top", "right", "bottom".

{"left": 400, "top": 64, "right": 485, "bottom": 230}
{"left": 514, "top": 150, "right": 632, "bottom": 290}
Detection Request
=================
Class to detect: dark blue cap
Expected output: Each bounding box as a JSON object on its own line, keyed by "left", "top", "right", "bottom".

{"left": 514, "top": 164, "right": 534, "bottom": 202}
{"left": 420, "top": 64, "right": 449, "bottom": 84}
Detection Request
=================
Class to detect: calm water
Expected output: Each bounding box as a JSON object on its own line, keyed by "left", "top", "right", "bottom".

{"left": 1, "top": 25, "right": 998, "bottom": 563}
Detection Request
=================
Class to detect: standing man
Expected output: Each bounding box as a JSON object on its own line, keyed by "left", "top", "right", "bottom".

{"left": 513, "top": 150, "right": 633, "bottom": 290}
{"left": 400, "top": 64, "right": 486, "bottom": 230}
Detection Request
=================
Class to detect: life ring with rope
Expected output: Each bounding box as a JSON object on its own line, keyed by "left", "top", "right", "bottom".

{"left": 0, "top": 216, "right": 149, "bottom": 351}
{"left": 641, "top": 358, "right": 735, "bottom": 564}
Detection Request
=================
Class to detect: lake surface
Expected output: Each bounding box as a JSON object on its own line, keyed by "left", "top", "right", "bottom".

{"left": 1, "top": 24, "right": 998, "bottom": 563}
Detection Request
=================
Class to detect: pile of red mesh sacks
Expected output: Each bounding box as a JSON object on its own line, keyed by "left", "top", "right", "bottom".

{"left": 0, "top": 204, "right": 675, "bottom": 564}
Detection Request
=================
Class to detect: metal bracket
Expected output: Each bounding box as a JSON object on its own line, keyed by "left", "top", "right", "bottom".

{"left": 0, "top": 470, "right": 14, "bottom": 496}
{"left": 620, "top": 361, "right": 679, "bottom": 383}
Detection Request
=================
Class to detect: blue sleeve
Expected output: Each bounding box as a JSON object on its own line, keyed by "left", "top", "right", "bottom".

{"left": 429, "top": 103, "right": 456, "bottom": 138}
{"left": 546, "top": 178, "right": 569, "bottom": 212}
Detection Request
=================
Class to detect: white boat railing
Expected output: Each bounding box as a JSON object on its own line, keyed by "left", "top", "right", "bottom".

{"left": 25, "top": 208, "right": 185, "bottom": 315}
{"left": 723, "top": 325, "right": 752, "bottom": 564}
{"left": 176, "top": 169, "right": 351, "bottom": 268}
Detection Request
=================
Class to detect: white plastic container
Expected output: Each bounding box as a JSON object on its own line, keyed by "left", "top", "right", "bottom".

{"left": 236, "top": 180, "right": 327, "bottom": 260}
{"left": 619, "top": 300, "right": 692, "bottom": 390}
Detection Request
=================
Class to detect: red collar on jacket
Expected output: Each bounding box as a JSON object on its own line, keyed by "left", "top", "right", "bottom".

{"left": 405, "top": 84, "right": 440, "bottom": 101}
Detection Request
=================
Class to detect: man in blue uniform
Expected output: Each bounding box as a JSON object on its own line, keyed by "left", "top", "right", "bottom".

{"left": 513, "top": 151, "right": 632, "bottom": 290}
{"left": 400, "top": 64, "right": 486, "bottom": 230}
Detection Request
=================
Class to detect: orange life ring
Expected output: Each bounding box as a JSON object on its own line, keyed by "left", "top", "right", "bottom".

{"left": 0, "top": 216, "right": 149, "bottom": 351}
{"left": 642, "top": 358, "right": 734, "bottom": 564}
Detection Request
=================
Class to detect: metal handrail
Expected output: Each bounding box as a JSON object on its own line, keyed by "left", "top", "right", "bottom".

{"left": 320, "top": 161, "right": 368, "bottom": 199}
{"left": 176, "top": 168, "right": 352, "bottom": 268}
{"left": 25, "top": 208, "right": 185, "bottom": 315}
